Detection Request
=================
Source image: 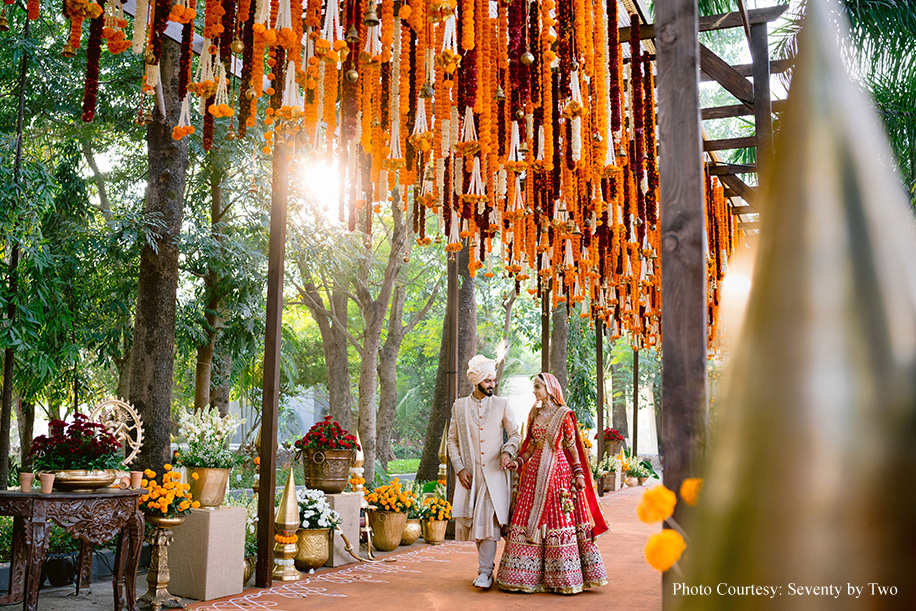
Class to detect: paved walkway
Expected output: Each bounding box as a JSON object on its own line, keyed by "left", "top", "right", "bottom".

{"left": 4, "top": 486, "right": 660, "bottom": 611}
{"left": 190, "top": 485, "right": 660, "bottom": 611}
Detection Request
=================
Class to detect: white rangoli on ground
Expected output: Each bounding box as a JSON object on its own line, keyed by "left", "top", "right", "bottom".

{"left": 191, "top": 541, "right": 477, "bottom": 611}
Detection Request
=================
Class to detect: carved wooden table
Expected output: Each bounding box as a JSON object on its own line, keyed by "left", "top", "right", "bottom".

{"left": 0, "top": 488, "right": 145, "bottom": 611}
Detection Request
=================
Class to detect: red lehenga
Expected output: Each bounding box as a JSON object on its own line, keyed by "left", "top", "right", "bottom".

{"left": 496, "top": 404, "right": 608, "bottom": 594}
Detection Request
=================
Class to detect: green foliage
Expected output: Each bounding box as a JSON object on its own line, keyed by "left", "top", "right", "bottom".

{"left": 387, "top": 458, "right": 420, "bottom": 474}
{"left": 566, "top": 316, "right": 599, "bottom": 428}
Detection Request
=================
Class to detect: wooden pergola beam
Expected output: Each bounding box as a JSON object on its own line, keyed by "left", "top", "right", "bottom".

{"left": 707, "top": 163, "right": 757, "bottom": 175}
{"left": 702, "top": 98, "right": 789, "bottom": 120}
{"left": 700, "top": 58, "right": 793, "bottom": 82}
{"left": 700, "top": 43, "right": 754, "bottom": 106}
{"left": 719, "top": 173, "right": 758, "bottom": 201}
{"left": 619, "top": 5, "right": 789, "bottom": 42}
{"left": 704, "top": 136, "right": 757, "bottom": 151}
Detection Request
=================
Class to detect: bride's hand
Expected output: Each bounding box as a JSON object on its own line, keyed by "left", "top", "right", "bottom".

{"left": 574, "top": 474, "right": 586, "bottom": 490}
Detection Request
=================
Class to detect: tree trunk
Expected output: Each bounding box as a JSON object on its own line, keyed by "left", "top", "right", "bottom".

{"left": 377, "top": 282, "right": 439, "bottom": 471}
{"left": 114, "top": 330, "right": 131, "bottom": 400}
{"left": 16, "top": 399, "right": 34, "bottom": 471}
{"left": 299, "top": 281, "right": 354, "bottom": 431}
{"left": 376, "top": 286, "right": 405, "bottom": 471}
{"left": 194, "top": 158, "right": 226, "bottom": 411}
{"left": 494, "top": 291, "right": 517, "bottom": 394}
{"left": 0, "top": 17, "right": 30, "bottom": 490}
{"left": 129, "top": 39, "right": 189, "bottom": 472}
{"left": 549, "top": 307, "right": 569, "bottom": 391}
{"left": 417, "top": 245, "right": 476, "bottom": 480}
{"left": 211, "top": 351, "right": 232, "bottom": 417}
{"left": 611, "top": 361, "right": 629, "bottom": 441}
{"left": 354, "top": 197, "right": 406, "bottom": 485}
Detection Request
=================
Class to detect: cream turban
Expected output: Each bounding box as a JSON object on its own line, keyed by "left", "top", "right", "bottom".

{"left": 467, "top": 355, "right": 497, "bottom": 385}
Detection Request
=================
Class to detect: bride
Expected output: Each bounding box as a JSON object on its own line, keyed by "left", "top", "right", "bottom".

{"left": 496, "top": 372, "right": 608, "bottom": 594}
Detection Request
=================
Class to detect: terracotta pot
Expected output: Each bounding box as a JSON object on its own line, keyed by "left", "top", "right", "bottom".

{"left": 19, "top": 472, "right": 34, "bottom": 493}
{"left": 187, "top": 467, "right": 230, "bottom": 508}
{"left": 421, "top": 519, "right": 448, "bottom": 544}
{"left": 39, "top": 472, "right": 54, "bottom": 493}
{"left": 52, "top": 469, "right": 117, "bottom": 492}
{"left": 401, "top": 518, "right": 422, "bottom": 546}
{"left": 367, "top": 510, "right": 407, "bottom": 552}
{"left": 303, "top": 448, "right": 354, "bottom": 494}
{"left": 295, "top": 528, "right": 330, "bottom": 571}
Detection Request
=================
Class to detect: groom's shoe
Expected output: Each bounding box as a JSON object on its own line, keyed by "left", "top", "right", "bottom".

{"left": 473, "top": 573, "right": 494, "bottom": 589}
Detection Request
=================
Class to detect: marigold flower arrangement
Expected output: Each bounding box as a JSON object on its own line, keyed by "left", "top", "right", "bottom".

{"left": 419, "top": 496, "right": 452, "bottom": 522}
{"left": 139, "top": 464, "right": 200, "bottom": 517}
{"left": 364, "top": 478, "right": 417, "bottom": 513}
{"left": 294, "top": 415, "right": 360, "bottom": 453}
{"left": 638, "top": 479, "right": 704, "bottom": 572}
{"left": 29, "top": 413, "right": 123, "bottom": 472}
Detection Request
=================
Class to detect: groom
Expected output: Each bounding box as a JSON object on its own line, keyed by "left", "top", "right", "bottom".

{"left": 447, "top": 354, "right": 521, "bottom": 589}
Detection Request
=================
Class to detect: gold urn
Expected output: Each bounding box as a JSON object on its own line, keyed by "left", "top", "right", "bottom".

{"left": 294, "top": 528, "right": 330, "bottom": 571}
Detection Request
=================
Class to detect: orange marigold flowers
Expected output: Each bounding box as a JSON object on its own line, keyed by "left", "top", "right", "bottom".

{"left": 636, "top": 485, "right": 677, "bottom": 524}
{"left": 680, "top": 478, "right": 703, "bottom": 506}
{"left": 254, "top": 456, "right": 261, "bottom": 466}
{"left": 644, "top": 530, "right": 686, "bottom": 572}
{"left": 274, "top": 533, "right": 298, "bottom": 545}
{"left": 191, "top": 472, "right": 200, "bottom": 480}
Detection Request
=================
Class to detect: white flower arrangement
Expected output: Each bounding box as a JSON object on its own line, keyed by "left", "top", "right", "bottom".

{"left": 297, "top": 487, "right": 342, "bottom": 530}
{"left": 174, "top": 406, "right": 245, "bottom": 469}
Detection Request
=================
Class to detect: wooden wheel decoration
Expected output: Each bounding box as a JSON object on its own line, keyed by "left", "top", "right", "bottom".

{"left": 90, "top": 398, "right": 144, "bottom": 466}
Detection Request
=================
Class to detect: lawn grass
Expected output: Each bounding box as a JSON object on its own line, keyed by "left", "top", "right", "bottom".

{"left": 388, "top": 458, "right": 420, "bottom": 474}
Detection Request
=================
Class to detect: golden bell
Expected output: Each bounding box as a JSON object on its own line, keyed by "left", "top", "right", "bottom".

{"left": 61, "top": 43, "right": 76, "bottom": 58}
{"left": 230, "top": 39, "right": 244, "bottom": 54}
{"left": 226, "top": 129, "right": 237, "bottom": 141}
{"left": 363, "top": 4, "right": 380, "bottom": 27}
{"left": 520, "top": 50, "right": 535, "bottom": 66}
{"left": 245, "top": 87, "right": 257, "bottom": 100}
{"left": 419, "top": 82, "right": 434, "bottom": 99}
{"left": 346, "top": 68, "right": 359, "bottom": 83}
{"left": 0, "top": 11, "right": 9, "bottom": 32}
{"left": 515, "top": 109, "right": 525, "bottom": 120}
{"left": 345, "top": 25, "right": 359, "bottom": 43}
{"left": 494, "top": 86, "right": 506, "bottom": 102}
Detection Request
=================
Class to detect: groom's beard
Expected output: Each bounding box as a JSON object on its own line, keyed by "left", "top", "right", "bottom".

{"left": 477, "top": 383, "right": 494, "bottom": 396}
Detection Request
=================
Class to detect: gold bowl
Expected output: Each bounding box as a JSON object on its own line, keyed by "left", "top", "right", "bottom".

{"left": 51, "top": 469, "right": 118, "bottom": 492}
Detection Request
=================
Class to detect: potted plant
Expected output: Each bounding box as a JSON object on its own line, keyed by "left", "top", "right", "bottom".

{"left": 224, "top": 492, "right": 259, "bottom": 586}
{"left": 418, "top": 496, "right": 452, "bottom": 544}
{"left": 173, "top": 406, "right": 245, "bottom": 508}
{"left": 294, "top": 488, "right": 342, "bottom": 571}
{"left": 597, "top": 427, "right": 625, "bottom": 457}
{"left": 400, "top": 480, "right": 423, "bottom": 546}
{"left": 363, "top": 478, "right": 416, "bottom": 551}
{"left": 294, "top": 416, "right": 359, "bottom": 494}
{"left": 29, "top": 413, "right": 123, "bottom": 491}
{"left": 138, "top": 464, "right": 200, "bottom": 526}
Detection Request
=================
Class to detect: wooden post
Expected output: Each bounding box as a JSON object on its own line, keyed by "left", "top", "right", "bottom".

{"left": 656, "top": 0, "right": 708, "bottom": 604}
{"left": 751, "top": 22, "right": 773, "bottom": 163}
{"left": 596, "top": 320, "right": 605, "bottom": 496}
{"left": 256, "top": 143, "right": 289, "bottom": 587}
{"left": 541, "top": 285, "right": 550, "bottom": 373}
{"left": 632, "top": 349, "right": 639, "bottom": 455}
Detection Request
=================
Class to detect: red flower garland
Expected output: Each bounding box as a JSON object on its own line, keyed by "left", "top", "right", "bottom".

{"left": 81, "top": 0, "right": 106, "bottom": 123}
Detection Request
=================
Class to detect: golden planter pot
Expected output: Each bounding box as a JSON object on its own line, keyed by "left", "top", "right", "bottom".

{"left": 625, "top": 476, "right": 639, "bottom": 488}
{"left": 421, "top": 519, "right": 448, "bottom": 544}
{"left": 302, "top": 449, "right": 354, "bottom": 494}
{"left": 144, "top": 514, "right": 186, "bottom": 528}
{"left": 367, "top": 510, "right": 407, "bottom": 552}
{"left": 51, "top": 469, "right": 118, "bottom": 492}
{"left": 243, "top": 556, "right": 255, "bottom": 586}
{"left": 401, "top": 518, "right": 422, "bottom": 546}
{"left": 294, "top": 528, "right": 330, "bottom": 571}
{"left": 187, "top": 467, "right": 230, "bottom": 508}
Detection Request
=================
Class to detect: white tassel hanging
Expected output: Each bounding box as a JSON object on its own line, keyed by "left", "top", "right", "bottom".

{"left": 497, "top": 168, "right": 507, "bottom": 198}
{"left": 413, "top": 96, "right": 429, "bottom": 135}
{"left": 570, "top": 70, "right": 583, "bottom": 162}
{"left": 508, "top": 122, "right": 521, "bottom": 164}
{"left": 443, "top": 16, "right": 458, "bottom": 53}
{"left": 255, "top": 0, "right": 271, "bottom": 26}
{"left": 461, "top": 106, "right": 477, "bottom": 142}
{"left": 388, "top": 117, "right": 402, "bottom": 159}
{"left": 131, "top": 0, "right": 149, "bottom": 54}
{"left": 565, "top": 239, "right": 574, "bottom": 269}
{"left": 536, "top": 125, "right": 546, "bottom": 161}
{"left": 321, "top": 0, "right": 341, "bottom": 42}
{"left": 448, "top": 209, "right": 460, "bottom": 244}
{"left": 364, "top": 24, "right": 382, "bottom": 57}
{"left": 277, "top": 0, "right": 292, "bottom": 31}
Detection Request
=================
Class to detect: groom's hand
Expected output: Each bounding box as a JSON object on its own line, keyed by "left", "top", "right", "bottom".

{"left": 458, "top": 469, "right": 472, "bottom": 489}
{"left": 499, "top": 453, "right": 513, "bottom": 470}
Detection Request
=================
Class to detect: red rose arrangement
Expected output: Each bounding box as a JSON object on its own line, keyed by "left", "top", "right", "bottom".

{"left": 30, "top": 412, "right": 122, "bottom": 472}
{"left": 598, "top": 427, "right": 624, "bottom": 444}
{"left": 294, "top": 416, "right": 360, "bottom": 453}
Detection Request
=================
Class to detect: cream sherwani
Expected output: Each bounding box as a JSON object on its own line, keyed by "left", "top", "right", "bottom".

{"left": 448, "top": 395, "right": 521, "bottom": 542}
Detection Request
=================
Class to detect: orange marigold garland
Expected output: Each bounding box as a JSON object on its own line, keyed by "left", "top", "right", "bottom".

{"left": 81, "top": 0, "right": 105, "bottom": 122}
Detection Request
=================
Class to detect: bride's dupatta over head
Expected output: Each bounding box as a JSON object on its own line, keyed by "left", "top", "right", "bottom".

{"left": 516, "top": 373, "right": 609, "bottom": 542}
